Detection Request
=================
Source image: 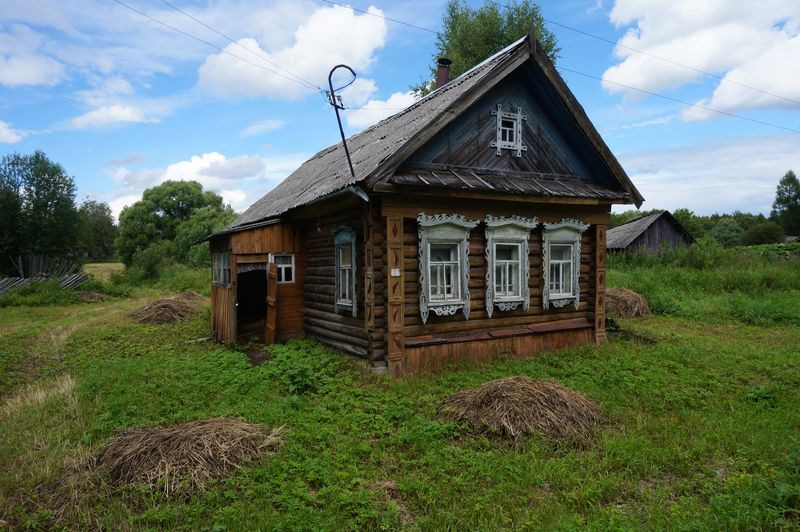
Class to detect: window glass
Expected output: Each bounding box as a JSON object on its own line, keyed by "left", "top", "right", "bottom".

{"left": 549, "top": 244, "right": 573, "bottom": 295}
{"left": 429, "top": 243, "right": 459, "bottom": 302}
{"left": 337, "top": 244, "right": 352, "bottom": 303}
{"left": 494, "top": 243, "right": 521, "bottom": 298}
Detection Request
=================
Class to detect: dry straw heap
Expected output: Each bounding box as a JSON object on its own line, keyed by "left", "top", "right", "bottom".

{"left": 441, "top": 376, "right": 605, "bottom": 442}
{"left": 95, "top": 417, "right": 283, "bottom": 494}
{"left": 605, "top": 287, "right": 651, "bottom": 318}
{"left": 131, "top": 291, "right": 205, "bottom": 324}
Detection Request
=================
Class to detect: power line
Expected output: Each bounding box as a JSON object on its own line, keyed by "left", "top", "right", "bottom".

{"left": 158, "top": 0, "right": 322, "bottom": 92}
{"left": 110, "top": 0, "right": 322, "bottom": 93}
{"left": 321, "top": 0, "right": 800, "bottom": 109}
{"left": 558, "top": 67, "right": 800, "bottom": 134}
{"left": 319, "top": 0, "right": 438, "bottom": 33}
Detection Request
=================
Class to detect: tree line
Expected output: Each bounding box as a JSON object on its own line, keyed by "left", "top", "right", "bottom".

{"left": 611, "top": 170, "right": 800, "bottom": 247}
{"left": 0, "top": 150, "right": 234, "bottom": 277}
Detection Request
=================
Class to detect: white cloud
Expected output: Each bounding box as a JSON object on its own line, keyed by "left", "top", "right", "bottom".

{"left": 198, "top": 4, "right": 387, "bottom": 100}
{"left": 603, "top": 1, "right": 800, "bottom": 118}
{"left": 0, "top": 23, "right": 65, "bottom": 87}
{"left": 106, "top": 150, "right": 310, "bottom": 219}
{"left": 344, "top": 91, "right": 417, "bottom": 130}
{"left": 340, "top": 78, "right": 378, "bottom": 108}
{"left": 240, "top": 119, "right": 285, "bottom": 138}
{"left": 0, "top": 121, "right": 24, "bottom": 143}
{"left": 68, "top": 104, "right": 155, "bottom": 130}
{"left": 618, "top": 134, "right": 800, "bottom": 215}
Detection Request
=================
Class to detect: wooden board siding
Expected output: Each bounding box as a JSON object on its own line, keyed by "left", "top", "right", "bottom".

{"left": 302, "top": 210, "right": 371, "bottom": 358}
{"left": 230, "top": 223, "right": 304, "bottom": 342}
{"left": 630, "top": 215, "right": 691, "bottom": 252}
{"left": 369, "top": 203, "right": 387, "bottom": 362}
{"left": 211, "top": 283, "right": 235, "bottom": 342}
{"left": 404, "top": 321, "right": 593, "bottom": 374}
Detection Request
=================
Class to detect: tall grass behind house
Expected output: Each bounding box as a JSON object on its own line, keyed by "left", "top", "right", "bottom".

{"left": 608, "top": 241, "right": 800, "bottom": 326}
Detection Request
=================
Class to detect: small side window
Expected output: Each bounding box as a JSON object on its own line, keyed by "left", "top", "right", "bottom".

{"left": 270, "top": 253, "right": 295, "bottom": 283}
{"left": 334, "top": 227, "right": 357, "bottom": 317}
{"left": 212, "top": 251, "right": 231, "bottom": 285}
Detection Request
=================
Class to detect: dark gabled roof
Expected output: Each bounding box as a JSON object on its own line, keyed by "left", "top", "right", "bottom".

{"left": 225, "top": 32, "right": 643, "bottom": 233}
{"left": 606, "top": 210, "right": 694, "bottom": 249}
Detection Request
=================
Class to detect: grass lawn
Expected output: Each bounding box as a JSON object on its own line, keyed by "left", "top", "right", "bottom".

{"left": 82, "top": 262, "right": 125, "bottom": 281}
{"left": 1, "top": 262, "right": 799, "bottom": 529}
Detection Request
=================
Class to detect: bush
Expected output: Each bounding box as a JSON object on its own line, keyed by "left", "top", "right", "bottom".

{"left": 0, "top": 280, "right": 81, "bottom": 307}
{"left": 742, "top": 222, "right": 785, "bottom": 246}
{"left": 131, "top": 241, "right": 173, "bottom": 279}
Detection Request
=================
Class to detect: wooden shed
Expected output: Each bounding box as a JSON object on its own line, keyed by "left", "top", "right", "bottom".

{"left": 606, "top": 211, "right": 694, "bottom": 253}
{"left": 207, "top": 29, "right": 644, "bottom": 376}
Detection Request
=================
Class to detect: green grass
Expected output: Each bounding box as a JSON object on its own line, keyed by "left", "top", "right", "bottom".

{"left": 2, "top": 262, "right": 799, "bottom": 529}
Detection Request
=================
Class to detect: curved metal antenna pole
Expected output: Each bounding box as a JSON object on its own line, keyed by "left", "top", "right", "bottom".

{"left": 327, "top": 64, "right": 356, "bottom": 178}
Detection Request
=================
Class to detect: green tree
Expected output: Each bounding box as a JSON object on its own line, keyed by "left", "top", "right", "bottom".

{"left": 608, "top": 208, "right": 660, "bottom": 229}
{"left": 77, "top": 200, "right": 117, "bottom": 259}
{"left": 0, "top": 151, "right": 79, "bottom": 273}
{"left": 115, "top": 180, "right": 228, "bottom": 266}
{"left": 671, "top": 208, "right": 703, "bottom": 238}
{"left": 173, "top": 205, "right": 236, "bottom": 267}
{"left": 771, "top": 170, "right": 800, "bottom": 235}
{"left": 709, "top": 218, "right": 742, "bottom": 248}
{"left": 412, "top": 0, "right": 559, "bottom": 96}
{"left": 741, "top": 221, "right": 785, "bottom": 246}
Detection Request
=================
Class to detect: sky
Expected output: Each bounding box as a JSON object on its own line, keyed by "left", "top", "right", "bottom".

{"left": 2, "top": 0, "right": 799, "bottom": 219}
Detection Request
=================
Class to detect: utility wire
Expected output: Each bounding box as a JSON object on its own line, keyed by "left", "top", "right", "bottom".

{"left": 321, "top": 0, "right": 800, "bottom": 109}
{"left": 110, "top": 0, "right": 321, "bottom": 93}
{"left": 558, "top": 67, "right": 800, "bottom": 134}
{"left": 158, "top": 0, "right": 322, "bottom": 91}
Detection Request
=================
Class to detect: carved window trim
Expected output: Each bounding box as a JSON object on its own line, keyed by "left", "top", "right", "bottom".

{"left": 484, "top": 215, "right": 538, "bottom": 317}
{"left": 490, "top": 103, "right": 527, "bottom": 157}
{"left": 334, "top": 227, "right": 357, "bottom": 317}
{"left": 542, "top": 218, "right": 589, "bottom": 310}
{"left": 417, "top": 213, "right": 479, "bottom": 324}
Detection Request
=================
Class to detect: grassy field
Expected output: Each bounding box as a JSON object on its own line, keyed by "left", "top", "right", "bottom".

{"left": 1, "top": 252, "right": 799, "bottom": 529}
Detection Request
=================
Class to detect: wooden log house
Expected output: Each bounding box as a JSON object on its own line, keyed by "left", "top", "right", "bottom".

{"left": 606, "top": 210, "right": 695, "bottom": 253}
{"left": 207, "top": 29, "right": 644, "bottom": 376}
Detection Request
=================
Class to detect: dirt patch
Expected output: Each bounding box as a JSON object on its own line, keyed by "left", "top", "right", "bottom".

{"left": 606, "top": 318, "right": 658, "bottom": 344}
{"left": 371, "top": 480, "right": 414, "bottom": 526}
{"left": 606, "top": 287, "right": 651, "bottom": 318}
{"left": 79, "top": 291, "right": 105, "bottom": 302}
{"left": 441, "top": 376, "right": 605, "bottom": 442}
{"left": 131, "top": 296, "right": 197, "bottom": 324}
{"left": 244, "top": 348, "right": 272, "bottom": 366}
{"left": 92, "top": 418, "right": 283, "bottom": 494}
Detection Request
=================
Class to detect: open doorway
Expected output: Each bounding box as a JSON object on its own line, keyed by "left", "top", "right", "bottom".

{"left": 237, "top": 266, "right": 266, "bottom": 341}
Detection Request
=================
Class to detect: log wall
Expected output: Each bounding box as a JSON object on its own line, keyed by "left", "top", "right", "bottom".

{"left": 301, "top": 210, "right": 371, "bottom": 358}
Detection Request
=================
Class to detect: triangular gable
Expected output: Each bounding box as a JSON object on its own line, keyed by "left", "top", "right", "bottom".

{"left": 226, "top": 29, "right": 642, "bottom": 233}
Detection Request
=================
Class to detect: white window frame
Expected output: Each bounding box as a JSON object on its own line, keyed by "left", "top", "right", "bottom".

{"left": 418, "top": 213, "right": 479, "bottom": 324}
{"left": 212, "top": 250, "right": 231, "bottom": 286}
{"left": 268, "top": 253, "right": 295, "bottom": 284}
{"left": 484, "top": 215, "right": 538, "bottom": 317}
{"left": 548, "top": 244, "right": 574, "bottom": 298}
{"left": 428, "top": 242, "right": 461, "bottom": 304}
{"left": 334, "top": 227, "right": 357, "bottom": 317}
{"left": 490, "top": 103, "right": 527, "bottom": 157}
{"left": 542, "top": 218, "right": 589, "bottom": 310}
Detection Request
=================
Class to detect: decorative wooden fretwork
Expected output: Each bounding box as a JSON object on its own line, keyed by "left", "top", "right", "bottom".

{"left": 542, "top": 218, "right": 589, "bottom": 311}
{"left": 484, "top": 215, "right": 538, "bottom": 318}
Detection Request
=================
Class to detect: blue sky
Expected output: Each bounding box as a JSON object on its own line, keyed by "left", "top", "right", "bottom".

{"left": 2, "top": 0, "right": 799, "bottom": 218}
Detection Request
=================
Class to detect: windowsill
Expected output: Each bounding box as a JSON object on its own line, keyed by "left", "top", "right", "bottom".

{"left": 336, "top": 301, "right": 354, "bottom": 307}
{"left": 428, "top": 300, "right": 463, "bottom": 307}
{"left": 495, "top": 297, "right": 524, "bottom": 303}
{"left": 212, "top": 282, "right": 231, "bottom": 288}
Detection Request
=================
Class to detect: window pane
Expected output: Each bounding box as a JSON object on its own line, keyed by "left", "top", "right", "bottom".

{"left": 339, "top": 245, "right": 351, "bottom": 266}
{"left": 551, "top": 244, "right": 572, "bottom": 261}
{"left": 275, "top": 255, "right": 292, "bottom": 265}
{"left": 430, "top": 244, "right": 456, "bottom": 262}
{"left": 562, "top": 262, "right": 572, "bottom": 293}
{"left": 277, "top": 268, "right": 284, "bottom": 282}
{"left": 550, "top": 262, "right": 560, "bottom": 291}
{"left": 509, "top": 263, "right": 519, "bottom": 294}
{"left": 495, "top": 244, "right": 518, "bottom": 261}
{"left": 284, "top": 268, "right": 292, "bottom": 282}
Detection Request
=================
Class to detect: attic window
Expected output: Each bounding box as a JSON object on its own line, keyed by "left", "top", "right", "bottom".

{"left": 491, "top": 104, "right": 527, "bottom": 157}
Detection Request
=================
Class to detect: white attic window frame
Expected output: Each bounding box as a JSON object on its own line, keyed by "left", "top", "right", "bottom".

{"left": 490, "top": 103, "right": 527, "bottom": 157}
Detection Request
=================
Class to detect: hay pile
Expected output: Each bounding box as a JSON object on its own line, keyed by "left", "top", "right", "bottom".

{"left": 441, "top": 376, "right": 605, "bottom": 441}
{"left": 131, "top": 292, "right": 204, "bottom": 324}
{"left": 95, "top": 418, "right": 283, "bottom": 494}
{"left": 606, "top": 287, "right": 651, "bottom": 318}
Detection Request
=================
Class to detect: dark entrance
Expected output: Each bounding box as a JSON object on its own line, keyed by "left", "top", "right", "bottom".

{"left": 237, "top": 266, "right": 266, "bottom": 341}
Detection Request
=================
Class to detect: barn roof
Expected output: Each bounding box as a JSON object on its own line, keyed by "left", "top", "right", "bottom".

{"left": 606, "top": 210, "right": 694, "bottom": 250}
{"left": 224, "top": 32, "right": 642, "bottom": 234}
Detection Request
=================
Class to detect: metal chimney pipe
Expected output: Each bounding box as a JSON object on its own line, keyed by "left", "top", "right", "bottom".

{"left": 435, "top": 57, "right": 452, "bottom": 89}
